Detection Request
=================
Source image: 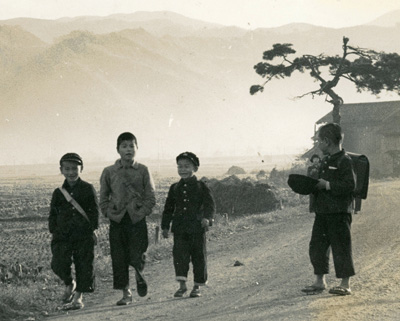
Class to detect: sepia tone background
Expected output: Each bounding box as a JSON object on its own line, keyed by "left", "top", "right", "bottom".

{"left": 1, "top": 0, "right": 400, "bottom": 167}
{"left": 1, "top": 2, "right": 400, "bottom": 320}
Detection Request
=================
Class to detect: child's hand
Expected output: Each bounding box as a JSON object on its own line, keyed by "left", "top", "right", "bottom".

{"left": 201, "top": 218, "right": 209, "bottom": 228}
{"left": 316, "top": 179, "right": 328, "bottom": 190}
{"left": 162, "top": 229, "right": 169, "bottom": 238}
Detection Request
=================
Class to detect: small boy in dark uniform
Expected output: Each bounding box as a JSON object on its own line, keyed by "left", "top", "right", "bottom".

{"left": 161, "top": 152, "right": 216, "bottom": 298}
{"left": 307, "top": 154, "right": 321, "bottom": 180}
{"left": 307, "top": 154, "right": 321, "bottom": 213}
{"left": 49, "top": 153, "right": 99, "bottom": 310}
{"left": 100, "top": 132, "right": 156, "bottom": 305}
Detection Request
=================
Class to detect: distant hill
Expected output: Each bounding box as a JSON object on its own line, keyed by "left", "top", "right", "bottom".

{"left": 367, "top": 9, "right": 400, "bottom": 27}
{"left": 0, "top": 11, "right": 400, "bottom": 165}
{"left": 0, "top": 25, "right": 46, "bottom": 73}
{"left": 1, "top": 11, "right": 222, "bottom": 43}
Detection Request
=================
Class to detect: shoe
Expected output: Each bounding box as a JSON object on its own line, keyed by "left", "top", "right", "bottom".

{"left": 62, "top": 300, "right": 84, "bottom": 311}
{"left": 62, "top": 280, "right": 76, "bottom": 303}
{"left": 189, "top": 287, "right": 201, "bottom": 298}
{"left": 135, "top": 271, "right": 148, "bottom": 297}
{"left": 329, "top": 286, "right": 351, "bottom": 296}
{"left": 301, "top": 285, "right": 326, "bottom": 295}
{"left": 174, "top": 288, "right": 187, "bottom": 297}
{"left": 71, "top": 300, "right": 84, "bottom": 310}
{"left": 116, "top": 290, "right": 133, "bottom": 306}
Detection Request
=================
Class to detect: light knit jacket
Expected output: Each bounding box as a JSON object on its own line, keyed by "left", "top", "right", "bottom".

{"left": 100, "top": 159, "right": 156, "bottom": 223}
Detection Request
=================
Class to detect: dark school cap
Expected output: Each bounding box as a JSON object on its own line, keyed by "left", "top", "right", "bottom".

{"left": 59, "top": 153, "right": 83, "bottom": 168}
{"left": 176, "top": 152, "right": 200, "bottom": 167}
{"left": 287, "top": 174, "right": 318, "bottom": 195}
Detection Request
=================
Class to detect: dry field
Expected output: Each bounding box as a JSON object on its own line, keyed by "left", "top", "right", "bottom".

{"left": 0, "top": 173, "right": 177, "bottom": 279}
{"left": 0, "top": 171, "right": 180, "bottom": 321}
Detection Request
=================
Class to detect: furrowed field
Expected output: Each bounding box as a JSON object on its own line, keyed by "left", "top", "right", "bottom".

{"left": 0, "top": 170, "right": 180, "bottom": 320}
{"left": 0, "top": 173, "right": 175, "bottom": 280}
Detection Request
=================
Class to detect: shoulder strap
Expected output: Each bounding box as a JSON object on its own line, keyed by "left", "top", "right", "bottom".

{"left": 58, "top": 187, "right": 90, "bottom": 223}
{"left": 198, "top": 181, "right": 206, "bottom": 198}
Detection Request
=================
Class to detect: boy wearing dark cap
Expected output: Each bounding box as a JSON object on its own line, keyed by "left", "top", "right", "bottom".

{"left": 161, "top": 152, "right": 216, "bottom": 298}
{"left": 100, "top": 132, "right": 156, "bottom": 305}
{"left": 302, "top": 123, "right": 356, "bottom": 296}
{"left": 49, "top": 153, "right": 100, "bottom": 310}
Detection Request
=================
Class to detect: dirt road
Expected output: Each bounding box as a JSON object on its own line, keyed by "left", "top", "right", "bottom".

{"left": 50, "top": 180, "right": 400, "bottom": 321}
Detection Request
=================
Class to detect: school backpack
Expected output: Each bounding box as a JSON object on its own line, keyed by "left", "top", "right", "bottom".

{"left": 344, "top": 152, "right": 370, "bottom": 200}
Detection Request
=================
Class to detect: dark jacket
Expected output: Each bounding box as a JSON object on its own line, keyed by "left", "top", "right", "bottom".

{"left": 161, "top": 176, "right": 215, "bottom": 234}
{"left": 314, "top": 149, "right": 355, "bottom": 214}
{"left": 49, "top": 178, "right": 100, "bottom": 241}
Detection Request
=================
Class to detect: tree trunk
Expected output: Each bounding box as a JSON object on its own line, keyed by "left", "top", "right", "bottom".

{"left": 332, "top": 100, "right": 342, "bottom": 124}
{"left": 324, "top": 88, "right": 343, "bottom": 124}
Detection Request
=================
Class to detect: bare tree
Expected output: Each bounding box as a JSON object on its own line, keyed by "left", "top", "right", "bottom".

{"left": 250, "top": 37, "right": 400, "bottom": 124}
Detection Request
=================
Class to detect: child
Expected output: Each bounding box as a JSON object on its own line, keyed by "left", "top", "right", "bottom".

{"left": 100, "top": 132, "right": 156, "bottom": 305}
{"left": 307, "top": 154, "right": 321, "bottom": 213}
{"left": 302, "top": 123, "right": 356, "bottom": 296}
{"left": 307, "top": 154, "right": 321, "bottom": 180}
{"left": 49, "top": 153, "right": 99, "bottom": 310}
{"left": 161, "top": 152, "right": 216, "bottom": 298}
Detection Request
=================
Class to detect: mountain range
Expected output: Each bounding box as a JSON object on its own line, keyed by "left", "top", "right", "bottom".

{"left": 1, "top": 10, "right": 400, "bottom": 165}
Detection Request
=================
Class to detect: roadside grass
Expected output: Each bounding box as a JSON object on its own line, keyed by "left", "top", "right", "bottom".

{"left": 0, "top": 273, "right": 60, "bottom": 321}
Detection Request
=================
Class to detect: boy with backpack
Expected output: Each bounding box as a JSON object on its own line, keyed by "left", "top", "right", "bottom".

{"left": 302, "top": 123, "right": 356, "bottom": 296}
{"left": 161, "top": 152, "right": 216, "bottom": 298}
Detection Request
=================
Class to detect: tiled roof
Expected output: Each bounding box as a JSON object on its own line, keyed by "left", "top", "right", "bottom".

{"left": 316, "top": 100, "right": 400, "bottom": 125}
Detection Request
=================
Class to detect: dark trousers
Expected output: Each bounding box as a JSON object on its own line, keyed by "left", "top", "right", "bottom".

{"left": 354, "top": 197, "right": 362, "bottom": 212}
{"left": 51, "top": 237, "right": 95, "bottom": 293}
{"left": 309, "top": 194, "right": 315, "bottom": 213}
{"left": 309, "top": 213, "right": 355, "bottom": 278}
{"left": 173, "top": 232, "right": 207, "bottom": 285}
{"left": 109, "top": 213, "right": 148, "bottom": 289}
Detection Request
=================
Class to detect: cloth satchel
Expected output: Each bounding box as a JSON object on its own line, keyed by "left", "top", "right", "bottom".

{"left": 58, "top": 187, "right": 97, "bottom": 243}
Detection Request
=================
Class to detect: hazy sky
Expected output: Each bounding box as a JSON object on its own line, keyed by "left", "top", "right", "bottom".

{"left": 1, "top": 0, "right": 399, "bottom": 28}
{"left": 1, "top": 0, "right": 400, "bottom": 166}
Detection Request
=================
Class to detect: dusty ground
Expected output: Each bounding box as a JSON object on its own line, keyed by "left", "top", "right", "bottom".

{"left": 49, "top": 180, "right": 400, "bottom": 321}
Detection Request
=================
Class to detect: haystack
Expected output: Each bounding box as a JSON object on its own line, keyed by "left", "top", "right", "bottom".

{"left": 226, "top": 166, "right": 246, "bottom": 175}
{"left": 204, "top": 175, "right": 279, "bottom": 216}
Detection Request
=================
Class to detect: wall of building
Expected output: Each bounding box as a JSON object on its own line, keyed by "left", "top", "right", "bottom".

{"left": 342, "top": 124, "right": 397, "bottom": 177}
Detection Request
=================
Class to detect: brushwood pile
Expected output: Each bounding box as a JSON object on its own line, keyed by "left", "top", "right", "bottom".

{"left": 204, "top": 175, "right": 279, "bottom": 216}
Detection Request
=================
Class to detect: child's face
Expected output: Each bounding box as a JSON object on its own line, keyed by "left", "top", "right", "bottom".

{"left": 60, "top": 161, "right": 80, "bottom": 184}
{"left": 312, "top": 158, "right": 320, "bottom": 165}
{"left": 177, "top": 158, "right": 197, "bottom": 180}
{"left": 118, "top": 140, "right": 137, "bottom": 162}
{"left": 317, "top": 136, "right": 330, "bottom": 155}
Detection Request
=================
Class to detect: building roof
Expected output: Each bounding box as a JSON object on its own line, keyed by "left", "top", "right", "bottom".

{"left": 302, "top": 100, "right": 400, "bottom": 158}
{"left": 316, "top": 100, "right": 400, "bottom": 125}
